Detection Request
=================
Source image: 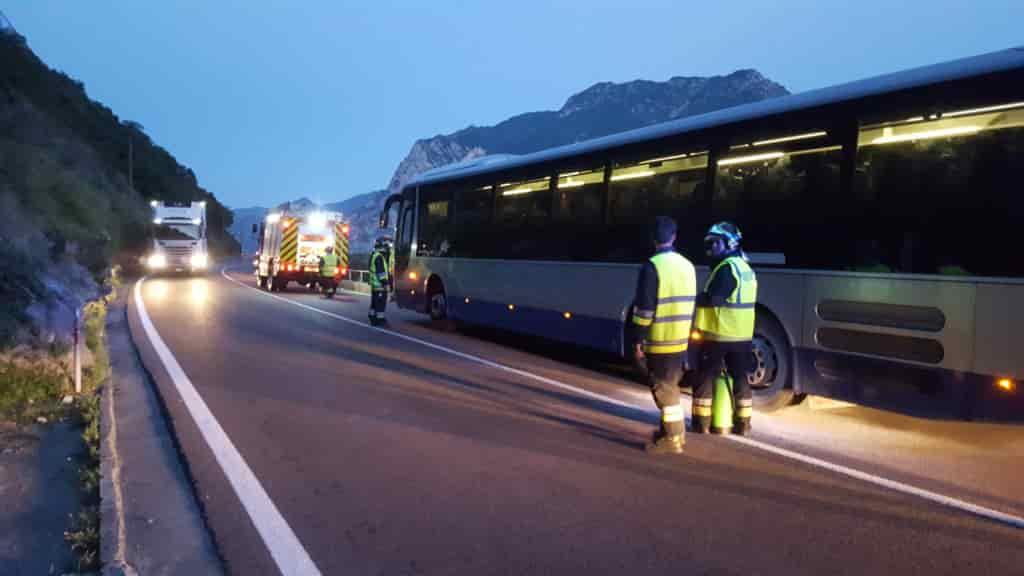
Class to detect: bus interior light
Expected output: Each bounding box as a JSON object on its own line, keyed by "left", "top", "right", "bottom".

{"left": 501, "top": 187, "right": 535, "bottom": 196}
{"left": 610, "top": 170, "right": 655, "bottom": 182}
{"left": 718, "top": 152, "right": 785, "bottom": 166}
{"left": 945, "top": 101, "right": 1024, "bottom": 118}
{"left": 871, "top": 125, "right": 980, "bottom": 145}
{"left": 752, "top": 131, "right": 828, "bottom": 147}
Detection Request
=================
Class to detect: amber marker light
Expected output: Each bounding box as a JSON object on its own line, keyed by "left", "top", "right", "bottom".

{"left": 997, "top": 378, "right": 1015, "bottom": 393}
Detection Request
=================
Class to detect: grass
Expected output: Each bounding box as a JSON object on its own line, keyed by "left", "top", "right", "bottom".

{"left": 62, "top": 290, "right": 111, "bottom": 573}
{"left": 0, "top": 360, "right": 67, "bottom": 423}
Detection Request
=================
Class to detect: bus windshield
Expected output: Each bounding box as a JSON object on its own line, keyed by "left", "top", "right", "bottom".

{"left": 155, "top": 223, "right": 200, "bottom": 241}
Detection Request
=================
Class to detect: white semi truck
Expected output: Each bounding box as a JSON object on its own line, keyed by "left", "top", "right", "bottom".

{"left": 146, "top": 200, "right": 209, "bottom": 274}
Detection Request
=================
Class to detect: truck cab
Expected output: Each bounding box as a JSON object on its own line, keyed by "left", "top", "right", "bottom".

{"left": 146, "top": 200, "right": 209, "bottom": 274}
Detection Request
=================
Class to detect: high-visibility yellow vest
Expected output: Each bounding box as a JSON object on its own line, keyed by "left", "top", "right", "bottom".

{"left": 695, "top": 256, "right": 757, "bottom": 342}
{"left": 320, "top": 253, "right": 340, "bottom": 277}
{"left": 370, "top": 250, "right": 388, "bottom": 289}
{"left": 632, "top": 251, "right": 697, "bottom": 354}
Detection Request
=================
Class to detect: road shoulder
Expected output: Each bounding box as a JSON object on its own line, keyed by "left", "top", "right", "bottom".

{"left": 101, "top": 291, "right": 223, "bottom": 575}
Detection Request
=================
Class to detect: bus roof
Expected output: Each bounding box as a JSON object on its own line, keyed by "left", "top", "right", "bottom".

{"left": 408, "top": 47, "right": 1024, "bottom": 188}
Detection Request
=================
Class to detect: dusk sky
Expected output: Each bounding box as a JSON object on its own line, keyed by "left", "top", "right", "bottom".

{"left": 7, "top": 1, "right": 1023, "bottom": 209}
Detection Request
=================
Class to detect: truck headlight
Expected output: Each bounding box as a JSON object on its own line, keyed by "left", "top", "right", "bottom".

{"left": 190, "top": 253, "right": 208, "bottom": 268}
{"left": 147, "top": 253, "right": 167, "bottom": 269}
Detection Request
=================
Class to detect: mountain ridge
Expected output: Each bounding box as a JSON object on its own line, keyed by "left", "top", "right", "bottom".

{"left": 233, "top": 69, "right": 789, "bottom": 256}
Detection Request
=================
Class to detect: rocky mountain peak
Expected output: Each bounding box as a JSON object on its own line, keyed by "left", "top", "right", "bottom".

{"left": 234, "top": 68, "right": 790, "bottom": 256}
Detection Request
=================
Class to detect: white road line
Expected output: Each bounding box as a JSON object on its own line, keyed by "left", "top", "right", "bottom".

{"left": 221, "top": 268, "right": 1024, "bottom": 531}
{"left": 727, "top": 435, "right": 1024, "bottom": 529}
{"left": 134, "top": 279, "right": 322, "bottom": 576}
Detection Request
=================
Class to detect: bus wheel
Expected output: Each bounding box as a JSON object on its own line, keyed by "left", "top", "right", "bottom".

{"left": 428, "top": 279, "right": 454, "bottom": 331}
{"left": 749, "top": 314, "right": 799, "bottom": 412}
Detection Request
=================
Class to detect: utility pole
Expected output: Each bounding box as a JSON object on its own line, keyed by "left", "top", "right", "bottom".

{"left": 124, "top": 121, "right": 144, "bottom": 192}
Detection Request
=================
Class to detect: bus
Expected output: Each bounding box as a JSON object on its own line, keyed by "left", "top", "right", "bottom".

{"left": 379, "top": 48, "right": 1024, "bottom": 422}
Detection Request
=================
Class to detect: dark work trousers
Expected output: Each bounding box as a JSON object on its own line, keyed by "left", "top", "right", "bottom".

{"left": 369, "top": 289, "right": 388, "bottom": 322}
{"left": 694, "top": 340, "right": 753, "bottom": 422}
{"left": 319, "top": 277, "right": 337, "bottom": 297}
{"left": 646, "top": 352, "right": 685, "bottom": 436}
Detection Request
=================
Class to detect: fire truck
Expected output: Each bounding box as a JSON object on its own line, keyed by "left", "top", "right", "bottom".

{"left": 254, "top": 206, "right": 350, "bottom": 291}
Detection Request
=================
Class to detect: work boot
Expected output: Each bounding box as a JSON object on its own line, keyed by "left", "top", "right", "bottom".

{"left": 644, "top": 432, "right": 684, "bottom": 455}
{"left": 733, "top": 418, "right": 752, "bottom": 436}
{"left": 690, "top": 415, "right": 711, "bottom": 434}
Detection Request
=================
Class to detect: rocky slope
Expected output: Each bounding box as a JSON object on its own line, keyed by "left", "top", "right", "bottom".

{"left": 1, "top": 26, "right": 237, "bottom": 347}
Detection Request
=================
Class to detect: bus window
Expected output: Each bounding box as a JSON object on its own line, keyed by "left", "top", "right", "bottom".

{"left": 714, "top": 134, "right": 843, "bottom": 269}
{"left": 608, "top": 152, "right": 709, "bottom": 262}
{"left": 854, "top": 103, "right": 1024, "bottom": 276}
{"left": 553, "top": 167, "right": 605, "bottom": 260}
{"left": 417, "top": 185, "right": 453, "bottom": 257}
{"left": 494, "top": 176, "right": 552, "bottom": 259}
{"left": 452, "top": 184, "right": 494, "bottom": 258}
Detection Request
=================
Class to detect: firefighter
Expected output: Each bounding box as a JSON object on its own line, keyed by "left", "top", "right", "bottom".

{"left": 692, "top": 222, "right": 758, "bottom": 435}
{"left": 318, "top": 245, "right": 340, "bottom": 298}
{"left": 368, "top": 237, "right": 392, "bottom": 325}
{"left": 631, "top": 216, "right": 697, "bottom": 455}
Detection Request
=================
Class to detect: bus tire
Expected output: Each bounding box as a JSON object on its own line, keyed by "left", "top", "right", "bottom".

{"left": 427, "top": 277, "right": 454, "bottom": 331}
{"left": 750, "top": 311, "right": 798, "bottom": 412}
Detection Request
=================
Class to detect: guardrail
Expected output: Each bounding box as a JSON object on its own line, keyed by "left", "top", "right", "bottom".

{"left": 345, "top": 269, "right": 371, "bottom": 284}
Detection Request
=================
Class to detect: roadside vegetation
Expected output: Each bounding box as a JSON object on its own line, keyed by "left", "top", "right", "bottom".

{"left": 62, "top": 282, "right": 117, "bottom": 572}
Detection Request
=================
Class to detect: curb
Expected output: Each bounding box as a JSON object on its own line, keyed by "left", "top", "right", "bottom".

{"left": 100, "top": 290, "right": 224, "bottom": 574}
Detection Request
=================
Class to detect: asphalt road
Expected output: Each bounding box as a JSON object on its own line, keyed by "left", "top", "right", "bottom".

{"left": 127, "top": 268, "right": 1024, "bottom": 576}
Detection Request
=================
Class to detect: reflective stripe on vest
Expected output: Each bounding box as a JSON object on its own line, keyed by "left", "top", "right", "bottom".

{"left": 694, "top": 256, "right": 758, "bottom": 342}
{"left": 320, "top": 253, "right": 339, "bottom": 277}
{"left": 644, "top": 251, "right": 697, "bottom": 355}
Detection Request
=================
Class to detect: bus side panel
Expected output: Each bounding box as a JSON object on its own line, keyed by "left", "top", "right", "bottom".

{"left": 411, "top": 258, "right": 637, "bottom": 355}
{"left": 972, "top": 283, "right": 1024, "bottom": 379}
{"left": 787, "top": 273, "right": 1024, "bottom": 420}
{"left": 799, "top": 274, "right": 976, "bottom": 372}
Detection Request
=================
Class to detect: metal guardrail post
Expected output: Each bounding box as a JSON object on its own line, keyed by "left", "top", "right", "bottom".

{"left": 74, "top": 307, "right": 82, "bottom": 394}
